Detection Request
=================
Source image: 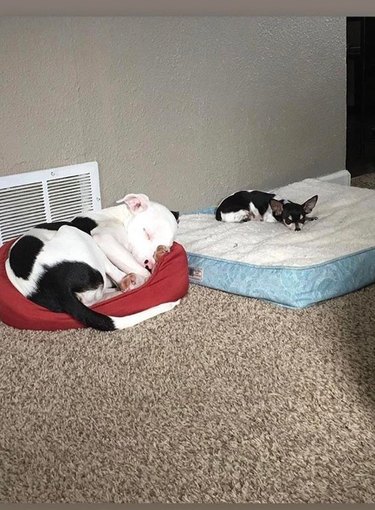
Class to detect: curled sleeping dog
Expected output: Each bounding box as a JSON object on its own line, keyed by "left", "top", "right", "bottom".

{"left": 5, "top": 193, "right": 180, "bottom": 331}
{"left": 216, "top": 190, "right": 318, "bottom": 231}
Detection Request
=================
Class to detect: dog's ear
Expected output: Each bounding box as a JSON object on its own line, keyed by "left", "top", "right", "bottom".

{"left": 270, "top": 199, "right": 284, "bottom": 216}
{"left": 171, "top": 210, "right": 180, "bottom": 223}
{"left": 303, "top": 195, "right": 318, "bottom": 214}
{"left": 116, "top": 193, "right": 150, "bottom": 213}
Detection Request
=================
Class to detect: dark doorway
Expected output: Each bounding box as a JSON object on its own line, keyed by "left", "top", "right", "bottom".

{"left": 347, "top": 17, "right": 375, "bottom": 177}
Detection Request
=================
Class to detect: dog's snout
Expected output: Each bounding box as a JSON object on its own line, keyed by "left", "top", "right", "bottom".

{"left": 144, "top": 258, "right": 155, "bottom": 273}
{"left": 295, "top": 226, "right": 301, "bottom": 231}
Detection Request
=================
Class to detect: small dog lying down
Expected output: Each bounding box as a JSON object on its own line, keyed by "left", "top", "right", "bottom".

{"left": 5, "top": 193, "right": 180, "bottom": 331}
{"left": 216, "top": 190, "right": 318, "bottom": 231}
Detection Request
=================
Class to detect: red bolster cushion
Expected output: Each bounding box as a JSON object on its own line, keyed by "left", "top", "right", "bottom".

{"left": 0, "top": 240, "right": 189, "bottom": 331}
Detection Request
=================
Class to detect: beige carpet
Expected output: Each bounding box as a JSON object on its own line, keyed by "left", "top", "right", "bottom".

{"left": 1, "top": 173, "right": 375, "bottom": 503}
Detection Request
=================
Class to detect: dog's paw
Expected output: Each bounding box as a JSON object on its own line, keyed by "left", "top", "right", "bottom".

{"left": 154, "top": 245, "right": 170, "bottom": 263}
{"left": 119, "top": 273, "right": 148, "bottom": 292}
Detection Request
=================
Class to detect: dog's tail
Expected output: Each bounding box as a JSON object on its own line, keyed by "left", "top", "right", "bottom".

{"left": 29, "top": 261, "right": 179, "bottom": 332}
{"left": 58, "top": 292, "right": 180, "bottom": 331}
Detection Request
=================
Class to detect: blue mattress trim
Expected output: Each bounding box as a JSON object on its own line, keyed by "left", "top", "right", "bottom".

{"left": 187, "top": 248, "right": 375, "bottom": 308}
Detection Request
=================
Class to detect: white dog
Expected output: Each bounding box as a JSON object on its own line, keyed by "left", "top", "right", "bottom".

{"left": 6, "top": 194, "right": 180, "bottom": 331}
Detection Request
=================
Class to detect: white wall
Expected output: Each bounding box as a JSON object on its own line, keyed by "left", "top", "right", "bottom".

{"left": 0, "top": 17, "right": 346, "bottom": 211}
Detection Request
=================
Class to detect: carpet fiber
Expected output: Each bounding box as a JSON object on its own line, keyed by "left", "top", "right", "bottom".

{"left": 1, "top": 174, "right": 375, "bottom": 503}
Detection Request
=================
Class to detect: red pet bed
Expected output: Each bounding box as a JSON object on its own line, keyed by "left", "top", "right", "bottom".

{"left": 0, "top": 239, "right": 189, "bottom": 331}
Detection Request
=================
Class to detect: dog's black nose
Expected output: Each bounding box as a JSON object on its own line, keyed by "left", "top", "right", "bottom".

{"left": 296, "top": 227, "right": 301, "bottom": 231}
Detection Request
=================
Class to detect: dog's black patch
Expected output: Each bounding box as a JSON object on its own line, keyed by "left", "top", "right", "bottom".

{"left": 171, "top": 210, "right": 180, "bottom": 223}
{"left": 35, "top": 221, "right": 71, "bottom": 231}
{"left": 30, "top": 261, "right": 115, "bottom": 331}
{"left": 248, "top": 191, "right": 277, "bottom": 216}
{"left": 9, "top": 235, "right": 44, "bottom": 279}
{"left": 36, "top": 217, "right": 98, "bottom": 236}
{"left": 70, "top": 217, "right": 98, "bottom": 235}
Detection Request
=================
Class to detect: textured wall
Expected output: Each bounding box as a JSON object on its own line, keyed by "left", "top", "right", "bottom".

{"left": 0, "top": 17, "right": 346, "bottom": 211}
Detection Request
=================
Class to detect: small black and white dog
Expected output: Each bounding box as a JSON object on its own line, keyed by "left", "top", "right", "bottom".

{"left": 215, "top": 190, "right": 318, "bottom": 232}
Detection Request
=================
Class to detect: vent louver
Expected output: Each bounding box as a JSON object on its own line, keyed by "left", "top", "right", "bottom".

{"left": 0, "top": 162, "right": 101, "bottom": 246}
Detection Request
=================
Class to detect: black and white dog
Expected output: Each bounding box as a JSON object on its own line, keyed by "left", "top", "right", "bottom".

{"left": 5, "top": 193, "right": 180, "bottom": 331}
{"left": 216, "top": 190, "right": 318, "bottom": 232}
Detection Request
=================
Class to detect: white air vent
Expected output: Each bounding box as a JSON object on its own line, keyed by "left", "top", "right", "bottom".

{"left": 0, "top": 161, "right": 101, "bottom": 245}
